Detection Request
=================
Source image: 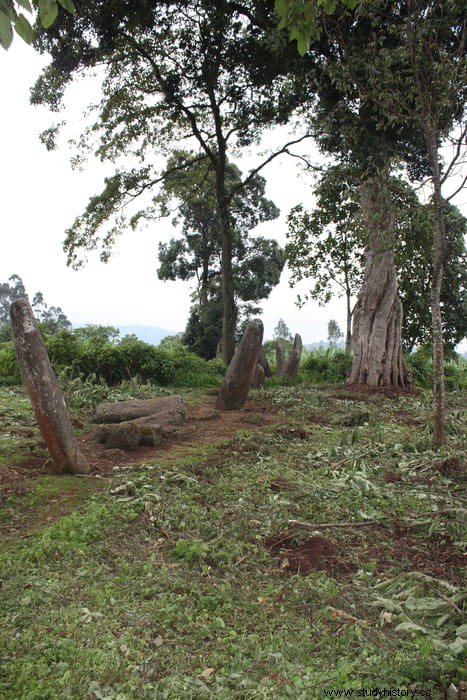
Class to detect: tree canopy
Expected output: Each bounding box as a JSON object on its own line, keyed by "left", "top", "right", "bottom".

{"left": 156, "top": 154, "right": 284, "bottom": 358}
{"left": 0, "top": 274, "right": 71, "bottom": 334}
{"left": 285, "top": 168, "right": 467, "bottom": 355}
{"left": 31, "top": 0, "right": 311, "bottom": 362}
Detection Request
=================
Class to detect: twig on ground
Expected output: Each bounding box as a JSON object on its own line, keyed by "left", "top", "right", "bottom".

{"left": 289, "top": 508, "right": 467, "bottom": 532}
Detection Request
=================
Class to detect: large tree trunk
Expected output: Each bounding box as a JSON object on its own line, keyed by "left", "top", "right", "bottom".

{"left": 425, "top": 126, "right": 446, "bottom": 449}
{"left": 348, "top": 173, "right": 409, "bottom": 387}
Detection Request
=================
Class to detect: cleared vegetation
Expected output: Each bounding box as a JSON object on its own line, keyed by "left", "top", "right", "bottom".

{"left": 0, "top": 370, "right": 465, "bottom": 699}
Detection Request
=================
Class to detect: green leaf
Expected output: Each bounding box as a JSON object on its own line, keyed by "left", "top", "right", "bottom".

{"left": 14, "top": 13, "right": 33, "bottom": 42}
{"left": 322, "top": 0, "right": 337, "bottom": 15}
{"left": 274, "top": 0, "right": 289, "bottom": 20}
{"left": 448, "top": 637, "right": 467, "bottom": 656}
{"left": 0, "top": 11, "right": 13, "bottom": 48}
{"left": 0, "top": 0, "right": 16, "bottom": 20}
{"left": 296, "top": 35, "right": 310, "bottom": 56}
{"left": 57, "top": 0, "right": 76, "bottom": 14}
{"left": 38, "top": 0, "right": 58, "bottom": 28}
{"left": 16, "top": 0, "right": 32, "bottom": 12}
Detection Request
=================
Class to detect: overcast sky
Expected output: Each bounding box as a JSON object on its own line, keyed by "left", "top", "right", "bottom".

{"left": 1, "top": 38, "right": 465, "bottom": 349}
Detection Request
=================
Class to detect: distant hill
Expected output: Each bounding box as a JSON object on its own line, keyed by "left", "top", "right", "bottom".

{"left": 116, "top": 325, "right": 180, "bottom": 345}
{"left": 304, "top": 341, "right": 327, "bottom": 351}
{"left": 304, "top": 341, "right": 345, "bottom": 351}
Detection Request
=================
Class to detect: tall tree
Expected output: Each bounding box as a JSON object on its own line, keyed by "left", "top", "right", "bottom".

{"left": 286, "top": 169, "right": 466, "bottom": 356}
{"left": 0, "top": 274, "right": 71, "bottom": 333}
{"left": 31, "top": 291, "right": 71, "bottom": 334}
{"left": 285, "top": 165, "right": 364, "bottom": 353}
{"left": 31, "top": 0, "right": 309, "bottom": 363}
{"left": 280, "top": 0, "right": 466, "bottom": 433}
{"left": 157, "top": 156, "right": 284, "bottom": 358}
{"left": 0, "top": 274, "right": 26, "bottom": 324}
{"left": 393, "top": 186, "right": 467, "bottom": 354}
{"left": 327, "top": 319, "right": 343, "bottom": 347}
{"left": 291, "top": 2, "right": 431, "bottom": 387}
{"left": 403, "top": 0, "right": 466, "bottom": 446}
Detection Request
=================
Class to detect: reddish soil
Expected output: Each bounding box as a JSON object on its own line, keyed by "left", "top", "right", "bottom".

{"left": 264, "top": 525, "right": 465, "bottom": 584}
{"left": 264, "top": 532, "right": 358, "bottom": 576}
{"left": 330, "top": 384, "right": 420, "bottom": 401}
{"left": 0, "top": 393, "right": 281, "bottom": 496}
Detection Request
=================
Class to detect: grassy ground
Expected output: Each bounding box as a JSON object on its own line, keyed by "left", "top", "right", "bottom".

{"left": 0, "top": 383, "right": 465, "bottom": 699}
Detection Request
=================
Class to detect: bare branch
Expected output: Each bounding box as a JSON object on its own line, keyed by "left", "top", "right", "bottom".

{"left": 441, "top": 123, "right": 467, "bottom": 185}
{"left": 445, "top": 172, "right": 467, "bottom": 202}
{"left": 229, "top": 133, "right": 318, "bottom": 201}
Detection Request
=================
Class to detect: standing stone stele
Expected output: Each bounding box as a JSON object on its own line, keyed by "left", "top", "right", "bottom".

{"left": 258, "top": 346, "right": 272, "bottom": 378}
{"left": 252, "top": 363, "right": 265, "bottom": 389}
{"left": 10, "top": 297, "right": 90, "bottom": 475}
{"left": 284, "top": 333, "right": 303, "bottom": 378}
{"left": 275, "top": 341, "right": 286, "bottom": 377}
{"left": 216, "top": 318, "right": 264, "bottom": 410}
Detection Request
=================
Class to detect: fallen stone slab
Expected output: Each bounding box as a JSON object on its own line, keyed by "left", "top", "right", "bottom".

{"left": 93, "top": 396, "right": 186, "bottom": 424}
{"left": 96, "top": 407, "right": 187, "bottom": 450}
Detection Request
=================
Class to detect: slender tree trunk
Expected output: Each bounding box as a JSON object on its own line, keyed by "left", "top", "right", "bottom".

{"left": 216, "top": 165, "right": 237, "bottom": 364}
{"left": 218, "top": 202, "right": 237, "bottom": 364}
{"left": 348, "top": 172, "right": 409, "bottom": 387}
{"left": 425, "top": 126, "right": 446, "bottom": 449}
{"left": 345, "top": 280, "right": 353, "bottom": 354}
{"left": 197, "top": 231, "right": 211, "bottom": 336}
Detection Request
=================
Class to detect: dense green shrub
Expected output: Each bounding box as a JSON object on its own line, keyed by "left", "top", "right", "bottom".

{"left": 45, "top": 330, "right": 81, "bottom": 368}
{"left": 302, "top": 347, "right": 352, "bottom": 384}
{"left": 406, "top": 349, "right": 433, "bottom": 388}
{"left": 0, "top": 342, "right": 20, "bottom": 384}
{"left": 171, "top": 347, "right": 225, "bottom": 387}
{"left": 0, "top": 327, "right": 225, "bottom": 389}
{"left": 444, "top": 357, "right": 467, "bottom": 391}
{"left": 67, "top": 339, "right": 175, "bottom": 386}
{"left": 406, "top": 349, "right": 466, "bottom": 390}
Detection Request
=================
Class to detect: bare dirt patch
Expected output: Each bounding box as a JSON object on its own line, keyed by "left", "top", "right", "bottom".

{"left": 2, "top": 394, "right": 279, "bottom": 477}
{"left": 330, "top": 384, "right": 420, "bottom": 402}
{"left": 264, "top": 532, "right": 357, "bottom": 576}
{"left": 0, "top": 393, "right": 282, "bottom": 547}
{"left": 0, "top": 393, "right": 281, "bottom": 495}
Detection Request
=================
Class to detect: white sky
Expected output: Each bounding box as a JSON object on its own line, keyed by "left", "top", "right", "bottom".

{"left": 1, "top": 38, "right": 465, "bottom": 348}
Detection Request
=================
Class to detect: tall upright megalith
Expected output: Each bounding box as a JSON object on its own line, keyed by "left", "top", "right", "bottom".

{"left": 284, "top": 333, "right": 303, "bottom": 378}
{"left": 216, "top": 318, "right": 263, "bottom": 410}
{"left": 10, "top": 297, "right": 90, "bottom": 475}
{"left": 276, "top": 332, "right": 303, "bottom": 378}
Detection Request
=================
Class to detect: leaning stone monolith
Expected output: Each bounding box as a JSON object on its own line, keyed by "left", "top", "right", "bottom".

{"left": 10, "top": 297, "right": 90, "bottom": 475}
{"left": 216, "top": 318, "right": 263, "bottom": 410}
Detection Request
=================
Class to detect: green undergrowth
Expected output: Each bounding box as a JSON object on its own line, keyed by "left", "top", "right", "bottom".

{"left": 0, "top": 385, "right": 465, "bottom": 699}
